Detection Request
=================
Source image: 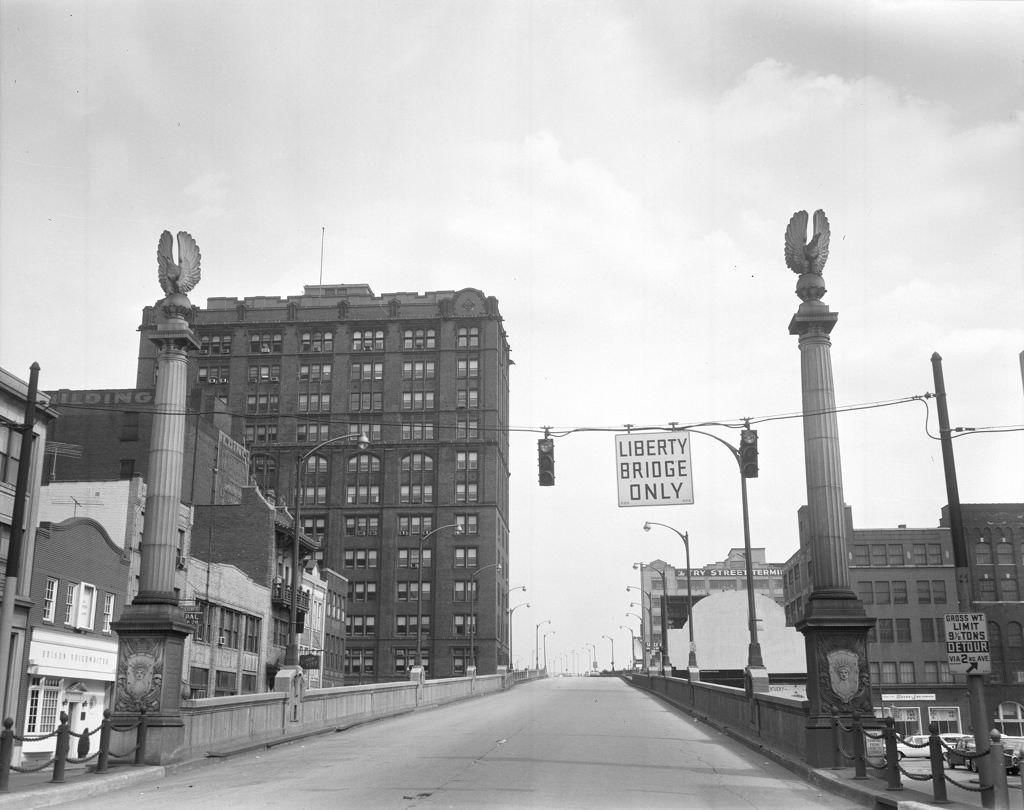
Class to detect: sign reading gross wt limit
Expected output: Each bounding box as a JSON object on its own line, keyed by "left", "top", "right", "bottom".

{"left": 615, "top": 431, "right": 693, "bottom": 507}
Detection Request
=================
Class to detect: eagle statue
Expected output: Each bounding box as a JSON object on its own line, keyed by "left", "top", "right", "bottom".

{"left": 157, "top": 230, "right": 202, "bottom": 296}
{"left": 784, "top": 209, "right": 830, "bottom": 276}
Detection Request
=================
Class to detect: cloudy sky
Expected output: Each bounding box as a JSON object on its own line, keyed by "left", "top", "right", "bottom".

{"left": 2, "top": 1, "right": 1022, "bottom": 671}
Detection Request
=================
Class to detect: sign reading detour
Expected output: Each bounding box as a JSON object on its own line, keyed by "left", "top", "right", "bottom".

{"left": 944, "top": 612, "right": 991, "bottom": 674}
{"left": 614, "top": 432, "right": 693, "bottom": 507}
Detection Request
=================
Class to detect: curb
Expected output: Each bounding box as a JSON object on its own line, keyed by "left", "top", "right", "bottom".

{"left": 0, "top": 766, "right": 165, "bottom": 810}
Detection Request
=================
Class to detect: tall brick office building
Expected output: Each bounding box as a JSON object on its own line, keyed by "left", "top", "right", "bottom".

{"left": 136, "top": 285, "right": 512, "bottom": 681}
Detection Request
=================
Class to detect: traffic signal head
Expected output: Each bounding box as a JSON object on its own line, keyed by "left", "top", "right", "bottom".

{"left": 537, "top": 438, "right": 555, "bottom": 486}
{"left": 739, "top": 429, "right": 758, "bottom": 478}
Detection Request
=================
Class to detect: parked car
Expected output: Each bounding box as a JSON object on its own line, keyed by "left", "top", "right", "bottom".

{"left": 946, "top": 736, "right": 1021, "bottom": 774}
{"left": 896, "top": 734, "right": 931, "bottom": 760}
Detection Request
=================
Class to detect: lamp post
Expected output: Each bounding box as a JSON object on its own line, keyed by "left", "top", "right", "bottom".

{"left": 635, "top": 561, "right": 671, "bottom": 673}
{"left": 620, "top": 625, "right": 637, "bottom": 671}
{"left": 534, "top": 619, "right": 551, "bottom": 671}
{"left": 602, "top": 634, "right": 615, "bottom": 672}
{"left": 469, "top": 562, "right": 502, "bottom": 671}
{"left": 289, "top": 431, "right": 369, "bottom": 666}
{"left": 626, "top": 586, "right": 651, "bottom": 668}
{"left": 414, "top": 522, "right": 465, "bottom": 675}
{"left": 584, "top": 642, "right": 597, "bottom": 674}
{"left": 508, "top": 600, "right": 530, "bottom": 672}
{"left": 644, "top": 522, "right": 698, "bottom": 672}
{"left": 542, "top": 630, "right": 556, "bottom": 671}
{"left": 674, "top": 427, "right": 765, "bottom": 686}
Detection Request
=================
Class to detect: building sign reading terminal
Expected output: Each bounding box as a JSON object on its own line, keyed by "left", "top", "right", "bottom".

{"left": 615, "top": 431, "right": 693, "bottom": 507}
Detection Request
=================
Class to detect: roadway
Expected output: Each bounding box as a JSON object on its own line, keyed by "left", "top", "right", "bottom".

{"left": 48, "top": 676, "right": 857, "bottom": 810}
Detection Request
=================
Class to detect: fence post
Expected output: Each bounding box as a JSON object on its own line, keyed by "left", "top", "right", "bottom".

{"left": 0, "top": 718, "right": 13, "bottom": 792}
{"left": 51, "top": 711, "right": 70, "bottom": 783}
{"left": 988, "top": 730, "right": 1009, "bottom": 810}
{"left": 852, "top": 712, "right": 867, "bottom": 780}
{"left": 96, "top": 710, "right": 111, "bottom": 774}
{"left": 927, "top": 721, "right": 948, "bottom": 805}
{"left": 134, "top": 709, "right": 148, "bottom": 766}
{"left": 883, "top": 716, "right": 902, "bottom": 791}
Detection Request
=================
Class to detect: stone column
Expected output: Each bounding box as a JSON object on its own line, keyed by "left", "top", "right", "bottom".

{"left": 110, "top": 234, "right": 202, "bottom": 764}
{"left": 785, "top": 211, "right": 874, "bottom": 767}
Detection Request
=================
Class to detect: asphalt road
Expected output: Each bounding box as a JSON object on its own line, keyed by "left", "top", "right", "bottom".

{"left": 55, "top": 677, "right": 860, "bottom": 810}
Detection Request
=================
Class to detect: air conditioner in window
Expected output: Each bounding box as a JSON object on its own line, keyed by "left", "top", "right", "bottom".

{"left": 175, "top": 555, "right": 186, "bottom": 570}
{"left": 356, "top": 528, "right": 366, "bottom": 536}
{"left": 399, "top": 530, "right": 409, "bottom": 536}
{"left": 217, "top": 636, "right": 226, "bottom": 645}
{"left": 271, "top": 377, "right": 279, "bottom": 382}
{"left": 363, "top": 345, "right": 374, "bottom": 351}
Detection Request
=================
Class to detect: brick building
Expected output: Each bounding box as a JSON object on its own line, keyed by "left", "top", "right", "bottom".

{"left": 137, "top": 285, "right": 512, "bottom": 681}
{"left": 21, "top": 517, "right": 130, "bottom": 763}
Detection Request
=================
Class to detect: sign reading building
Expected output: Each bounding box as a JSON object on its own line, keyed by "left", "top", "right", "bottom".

{"left": 614, "top": 432, "right": 693, "bottom": 507}
{"left": 944, "top": 612, "right": 991, "bottom": 674}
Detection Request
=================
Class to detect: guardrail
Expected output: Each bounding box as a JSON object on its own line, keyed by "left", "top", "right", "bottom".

{"left": 0, "top": 710, "right": 149, "bottom": 792}
{"left": 831, "top": 711, "right": 1020, "bottom": 809}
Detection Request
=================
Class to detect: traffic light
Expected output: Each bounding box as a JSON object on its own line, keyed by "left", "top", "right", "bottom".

{"left": 739, "top": 429, "right": 758, "bottom": 478}
{"left": 537, "top": 437, "right": 555, "bottom": 486}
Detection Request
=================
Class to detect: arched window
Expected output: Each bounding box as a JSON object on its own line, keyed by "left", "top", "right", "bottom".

{"left": 250, "top": 454, "right": 277, "bottom": 497}
{"left": 975, "top": 538, "right": 993, "bottom": 565}
{"left": 345, "top": 453, "right": 381, "bottom": 504}
{"left": 400, "top": 453, "right": 435, "bottom": 504}
{"left": 302, "top": 454, "right": 328, "bottom": 505}
{"left": 989, "top": 622, "right": 1005, "bottom": 683}
{"left": 996, "top": 533, "right": 1015, "bottom": 565}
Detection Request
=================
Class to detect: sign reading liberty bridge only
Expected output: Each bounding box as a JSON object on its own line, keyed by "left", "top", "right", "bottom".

{"left": 945, "top": 612, "right": 991, "bottom": 674}
{"left": 614, "top": 432, "right": 693, "bottom": 507}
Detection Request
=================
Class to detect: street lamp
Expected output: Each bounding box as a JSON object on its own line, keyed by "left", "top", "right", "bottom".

{"left": 542, "top": 629, "right": 556, "bottom": 671}
{"left": 507, "top": 600, "right": 529, "bottom": 672}
{"left": 506, "top": 585, "right": 526, "bottom": 669}
{"left": 676, "top": 426, "right": 765, "bottom": 685}
{"left": 288, "top": 431, "right": 369, "bottom": 666}
{"left": 414, "top": 522, "right": 465, "bottom": 674}
{"left": 584, "top": 642, "right": 597, "bottom": 674}
{"left": 627, "top": 585, "right": 651, "bottom": 669}
{"left": 620, "top": 625, "right": 637, "bottom": 671}
{"left": 644, "top": 522, "right": 698, "bottom": 670}
{"left": 602, "top": 634, "right": 615, "bottom": 672}
{"left": 469, "top": 562, "right": 502, "bottom": 671}
{"left": 634, "top": 560, "right": 671, "bottom": 673}
{"left": 534, "top": 619, "right": 551, "bottom": 671}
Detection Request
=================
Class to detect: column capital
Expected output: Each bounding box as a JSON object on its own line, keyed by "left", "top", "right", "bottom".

{"left": 148, "top": 320, "right": 201, "bottom": 353}
{"left": 788, "top": 302, "right": 838, "bottom": 337}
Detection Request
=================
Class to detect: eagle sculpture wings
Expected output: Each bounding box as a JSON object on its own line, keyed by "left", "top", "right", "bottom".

{"left": 157, "top": 230, "right": 202, "bottom": 296}
{"left": 784, "top": 209, "right": 830, "bottom": 275}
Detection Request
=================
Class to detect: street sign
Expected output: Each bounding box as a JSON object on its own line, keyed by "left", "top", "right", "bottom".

{"left": 183, "top": 607, "right": 203, "bottom": 626}
{"left": 614, "top": 432, "right": 693, "bottom": 507}
{"left": 944, "top": 612, "right": 991, "bottom": 674}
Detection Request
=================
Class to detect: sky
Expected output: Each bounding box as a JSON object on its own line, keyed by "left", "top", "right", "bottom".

{"left": 2, "top": 0, "right": 1022, "bottom": 672}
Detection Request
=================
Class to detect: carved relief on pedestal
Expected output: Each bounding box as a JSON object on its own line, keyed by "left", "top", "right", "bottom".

{"left": 815, "top": 633, "right": 872, "bottom": 714}
{"left": 115, "top": 636, "right": 165, "bottom": 713}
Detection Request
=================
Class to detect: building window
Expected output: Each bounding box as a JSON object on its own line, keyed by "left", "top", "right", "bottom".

{"left": 851, "top": 545, "right": 869, "bottom": 567}
{"left": 246, "top": 393, "right": 280, "bottom": 413}
{"left": 896, "top": 618, "right": 912, "bottom": 643}
{"left": 214, "top": 669, "right": 237, "bottom": 697}
{"left": 455, "top": 388, "right": 479, "bottom": 409}
{"left": 249, "top": 332, "right": 282, "bottom": 354}
{"left": 402, "top": 328, "right": 436, "bottom": 349}
{"left": 343, "top": 549, "right": 379, "bottom": 569}
{"left": 456, "top": 357, "right": 479, "bottom": 378}
{"left": 455, "top": 419, "right": 479, "bottom": 440}
{"left": 189, "top": 666, "right": 209, "bottom": 699}
{"left": 42, "top": 578, "right": 58, "bottom": 622}
{"left": 0, "top": 426, "right": 21, "bottom": 485}
{"left": 456, "top": 327, "right": 480, "bottom": 348}
{"left": 397, "top": 515, "right": 434, "bottom": 536}
{"left": 246, "top": 422, "right": 280, "bottom": 444}
{"left": 26, "top": 677, "right": 60, "bottom": 734}
{"left": 301, "top": 516, "right": 327, "bottom": 543}
{"left": 869, "top": 544, "right": 886, "bottom": 566}
{"left": 875, "top": 581, "right": 891, "bottom": 605}
{"left": 997, "top": 574, "right": 1019, "bottom": 601}
{"left": 453, "top": 580, "right": 478, "bottom": 602}
{"left": 200, "top": 333, "right": 233, "bottom": 355}
{"left": 345, "top": 516, "right": 380, "bottom": 536}
{"left": 194, "top": 601, "right": 212, "bottom": 643}
{"left": 880, "top": 662, "right": 898, "bottom": 684}
{"left": 920, "top": 617, "right": 940, "bottom": 643}
{"left": 454, "top": 547, "right": 478, "bottom": 569}
{"left": 198, "top": 365, "right": 230, "bottom": 384}
{"left": 401, "top": 391, "right": 435, "bottom": 411}
{"left": 248, "top": 363, "right": 281, "bottom": 383}
{"left": 400, "top": 454, "right": 435, "bottom": 504}
{"left": 348, "top": 583, "right": 377, "bottom": 603}
{"left": 877, "top": 618, "right": 894, "bottom": 643}
{"left": 351, "top": 330, "right": 384, "bottom": 351}
{"left": 456, "top": 514, "right": 479, "bottom": 535}
{"left": 300, "top": 330, "right": 334, "bottom": 353}
{"left": 344, "top": 649, "right": 375, "bottom": 674}
{"left": 63, "top": 584, "right": 75, "bottom": 625}
{"left": 929, "top": 706, "right": 961, "bottom": 733}
{"left": 347, "top": 421, "right": 383, "bottom": 443}
{"left": 923, "top": 661, "right": 939, "bottom": 683}
{"left": 401, "top": 361, "right": 435, "bottom": 380}
{"left": 346, "top": 454, "right": 382, "bottom": 505}
{"left": 217, "top": 608, "right": 242, "bottom": 648}
{"left": 345, "top": 615, "right": 376, "bottom": 635}
{"left": 244, "top": 616, "right": 261, "bottom": 653}
{"left": 398, "top": 548, "right": 432, "bottom": 568}
{"left": 887, "top": 544, "right": 904, "bottom": 566}
{"left": 453, "top": 614, "right": 476, "bottom": 635}
{"left": 892, "top": 580, "right": 908, "bottom": 604}
{"left": 396, "top": 615, "right": 429, "bottom": 637}
{"left": 977, "top": 577, "right": 997, "bottom": 600}
{"left": 250, "top": 454, "right": 277, "bottom": 497}
{"left": 102, "top": 593, "right": 115, "bottom": 633}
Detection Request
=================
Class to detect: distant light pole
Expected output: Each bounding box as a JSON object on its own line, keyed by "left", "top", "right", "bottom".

{"left": 620, "top": 625, "right": 637, "bottom": 670}
{"left": 289, "top": 431, "right": 369, "bottom": 666}
{"left": 644, "top": 522, "right": 698, "bottom": 670}
{"left": 414, "top": 522, "right": 464, "bottom": 674}
{"left": 534, "top": 619, "right": 551, "bottom": 671}
{"left": 626, "top": 585, "right": 651, "bottom": 668}
{"left": 508, "top": 600, "right": 530, "bottom": 671}
{"left": 542, "top": 629, "right": 556, "bottom": 671}
{"left": 602, "top": 634, "right": 615, "bottom": 671}
{"left": 469, "top": 562, "right": 502, "bottom": 671}
{"left": 635, "top": 561, "right": 671, "bottom": 673}
{"left": 584, "top": 642, "right": 597, "bottom": 673}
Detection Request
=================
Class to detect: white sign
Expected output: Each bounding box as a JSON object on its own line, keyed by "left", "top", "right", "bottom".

{"left": 945, "top": 612, "right": 991, "bottom": 674}
{"left": 614, "top": 432, "right": 693, "bottom": 507}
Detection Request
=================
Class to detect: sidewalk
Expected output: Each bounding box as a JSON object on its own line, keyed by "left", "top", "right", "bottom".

{"left": 0, "top": 761, "right": 165, "bottom": 809}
